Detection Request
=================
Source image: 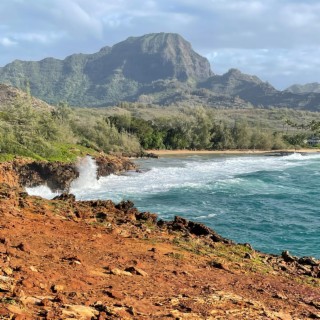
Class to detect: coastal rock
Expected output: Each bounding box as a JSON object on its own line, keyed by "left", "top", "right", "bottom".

{"left": 298, "top": 256, "right": 319, "bottom": 266}
{"left": 165, "top": 216, "right": 231, "bottom": 243}
{"left": 115, "top": 200, "right": 134, "bottom": 212}
{"left": 0, "top": 155, "right": 137, "bottom": 194}
{"left": 95, "top": 155, "right": 137, "bottom": 178}
{"left": 16, "top": 161, "right": 78, "bottom": 192}
{"left": 0, "top": 165, "right": 320, "bottom": 319}
{"left": 135, "top": 211, "right": 158, "bottom": 224}
{"left": 53, "top": 193, "right": 76, "bottom": 202}
{"left": 282, "top": 250, "right": 297, "bottom": 263}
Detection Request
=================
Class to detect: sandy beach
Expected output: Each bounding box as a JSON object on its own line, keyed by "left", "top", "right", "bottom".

{"left": 146, "top": 148, "right": 320, "bottom": 156}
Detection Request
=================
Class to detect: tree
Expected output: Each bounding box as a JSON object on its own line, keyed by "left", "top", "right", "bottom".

{"left": 232, "top": 120, "right": 251, "bottom": 149}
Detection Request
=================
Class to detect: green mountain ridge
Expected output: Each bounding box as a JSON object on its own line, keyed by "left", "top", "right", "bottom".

{"left": 286, "top": 82, "right": 320, "bottom": 94}
{"left": 1, "top": 32, "right": 320, "bottom": 110}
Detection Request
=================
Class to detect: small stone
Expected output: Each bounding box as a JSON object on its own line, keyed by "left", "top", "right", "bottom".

{"left": 244, "top": 253, "right": 253, "bottom": 259}
{"left": 21, "top": 279, "right": 33, "bottom": 289}
{"left": 51, "top": 284, "right": 65, "bottom": 293}
{"left": 125, "top": 266, "right": 148, "bottom": 277}
{"left": 0, "top": 237, "right": 11, "bottom": 246}
{"left": 209, "top": 260, "right": 225, "bottom": 270}
{"left": 309, "top": 312, "right": 320, "bottom": 319}
{"left": 273, "top": 293, "right": 287, "bottom": 300}
{"left": 62, "top": 305, "right": 99, "bottom": 318}
{"left": 103, "top": 290, "right": 125, "bottom": 300}
{"left": 53, "top": 293, "right": 66, "bottom": 303}
{"left": 3, "top": 267, "right": 13, "bottom": 275}
{"left": 29, "top": 266, "right": 38, "bottom": 272}
{"left": 40, "top": 298, "right": 52, "bottom": 306}
{"left": 110, "top": 268, "right": 132, "bottom": 276}
{"left": 16, "top": 242, "right": 31, "bottom": 253}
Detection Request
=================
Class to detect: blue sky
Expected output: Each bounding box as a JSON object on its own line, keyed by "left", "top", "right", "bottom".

{"left": 1, "top": 0, "right": 320, "bottom": 89}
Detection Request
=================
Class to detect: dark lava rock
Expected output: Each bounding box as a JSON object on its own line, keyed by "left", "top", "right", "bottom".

{"left": 165, "top": 216, "right": 231, "bottom": 244}
{"left": 282, "top": 250, "right": 297, "bottom": 263}
{"left": 16, "top": 162, "right": 78, "bottom": 192}
{"left": 298, "top": 256, "right": 319, "bottom": 266}
{"left": 53, "top": 193, "right": 76, "bottom": 202}
{"left": 115, "top": 200, "right": 135, "bottom": 212}
{"left": 135, "top": 212, "right": 158, "bottom": 224}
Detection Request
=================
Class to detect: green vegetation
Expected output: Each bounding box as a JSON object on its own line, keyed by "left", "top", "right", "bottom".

{"left": 1, "top": 88, "right": 319, "bottom": 162}
{"left": 106, "top": 104, "right": 318, "bottom": 151}
{"left": 0, "top": 95, "right": 141, "bottom": 162}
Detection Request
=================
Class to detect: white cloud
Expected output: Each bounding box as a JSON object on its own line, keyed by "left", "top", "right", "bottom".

{"left": 206, "top": 46, "right": 320, "bottom": 89}
{"left": 12, "top": 32, "right": 63, "bottom": 44}
{"left": 0, "top": 37, "right": 17, "bottom": 47}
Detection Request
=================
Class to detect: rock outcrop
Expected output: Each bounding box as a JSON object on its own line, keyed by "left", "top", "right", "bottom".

{"left": 0, "top": 155, "right": 137, "bottom": 192}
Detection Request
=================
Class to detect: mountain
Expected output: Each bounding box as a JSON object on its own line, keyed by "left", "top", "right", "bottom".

{"left": 0, "top": 33, "right": 212, "bottom": 107}
{"left": 1, "top": 32, "right": 320, "bottom": 110}
{"left": 199, "top": 68, "right": 278, "bottom": 104}
{"left": 198, "top": 69, "right": 320, "bottom": 110}
{"left": 286, "top": 83, "right": 320, "bottom": 94}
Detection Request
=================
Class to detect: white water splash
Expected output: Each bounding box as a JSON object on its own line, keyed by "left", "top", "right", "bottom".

{"left": 26, "top": 156, "right": 99, "bottom": 199}
{"left": 70, "top": 156, "right": 98, "bottom": 193}
{"left": 25, "top": 185, "right": 59, "bottom": 199}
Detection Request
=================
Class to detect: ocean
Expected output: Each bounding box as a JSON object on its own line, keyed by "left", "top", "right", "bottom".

{"left": 27, "top": 153, "right": 320, "bottom": 258}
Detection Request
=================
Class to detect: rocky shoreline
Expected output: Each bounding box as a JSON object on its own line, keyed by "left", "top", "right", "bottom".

{"left": 0, "top": 154, "right": 137, "bottom": 192}
{"left": 0, "top": 156, "right": 320, "bottom": 319}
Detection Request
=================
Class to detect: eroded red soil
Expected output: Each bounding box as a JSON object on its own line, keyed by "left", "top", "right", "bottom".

{"left": 0, "top": 161, "right": 319, "bottom": 319}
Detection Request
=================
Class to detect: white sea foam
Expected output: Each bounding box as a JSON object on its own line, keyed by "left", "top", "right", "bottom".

{"left": 25, "top": 185, "right": 59, "bottom": 199}
{"left": 25, "top": 153, "right": 320, "bottom": 201}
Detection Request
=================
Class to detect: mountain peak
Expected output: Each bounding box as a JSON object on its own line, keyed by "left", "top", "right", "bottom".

{"left": 225, "top": 68, "right": 242, "bottom": 76}
{"left": 110, "top": 32, "right": 213, "bottom": 82}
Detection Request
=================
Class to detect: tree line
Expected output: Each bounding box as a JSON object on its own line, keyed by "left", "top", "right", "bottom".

{"left": 1, "top": 94, "right": 318, "bottom": 162}
{"left": 108, "top": 107, "right": 289, "bottom": 150}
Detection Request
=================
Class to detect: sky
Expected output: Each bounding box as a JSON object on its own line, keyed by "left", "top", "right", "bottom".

{"left": 1, "top": 0, "right": 320, "bottom": 89}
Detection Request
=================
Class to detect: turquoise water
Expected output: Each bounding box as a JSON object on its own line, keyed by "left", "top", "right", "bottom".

{"left": 28, "top": 153, "right": 320, "bottom": 258}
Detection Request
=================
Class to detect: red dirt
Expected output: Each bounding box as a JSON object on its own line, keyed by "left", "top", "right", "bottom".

{"left": 0, "top": 163, "right": 320, "bottom": 319}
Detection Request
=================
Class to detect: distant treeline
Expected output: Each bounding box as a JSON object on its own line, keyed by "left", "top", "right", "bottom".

{"left": 0, "top": 95, "right": 318, "bottom": 161}
{"left": 108, "top": 106, "right": 310, "bottom": 151}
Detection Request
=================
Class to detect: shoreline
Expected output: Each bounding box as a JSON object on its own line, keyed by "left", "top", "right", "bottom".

{"left": 146, "top": 148, "right": 320, "bottom": 156}
{"left": 1, "top": 158, "right": 320, "bottom": 318}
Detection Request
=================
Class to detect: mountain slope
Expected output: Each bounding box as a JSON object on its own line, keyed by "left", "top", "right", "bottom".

{"left": 0, "top": 33, "right": 212, "bottom": 107}
{"left": 1, "top": 32, "right": 320, "bottom": 110}
{"left": 286, "top": 82, "right": 320, "bottom": 94}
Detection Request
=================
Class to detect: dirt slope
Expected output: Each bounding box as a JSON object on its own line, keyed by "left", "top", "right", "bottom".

{"left": 0, "top": 166, "right": 320, "bottom": 319}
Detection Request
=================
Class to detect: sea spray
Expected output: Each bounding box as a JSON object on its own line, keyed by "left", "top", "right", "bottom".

{"left": 70, "top": 156, "right": 99, "bottom": 192}
{"left": 26, "top": 155, "right": 99, "bottom": 199}
{"left": 25, "top": 185, "right": 59, "bottom": 199}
